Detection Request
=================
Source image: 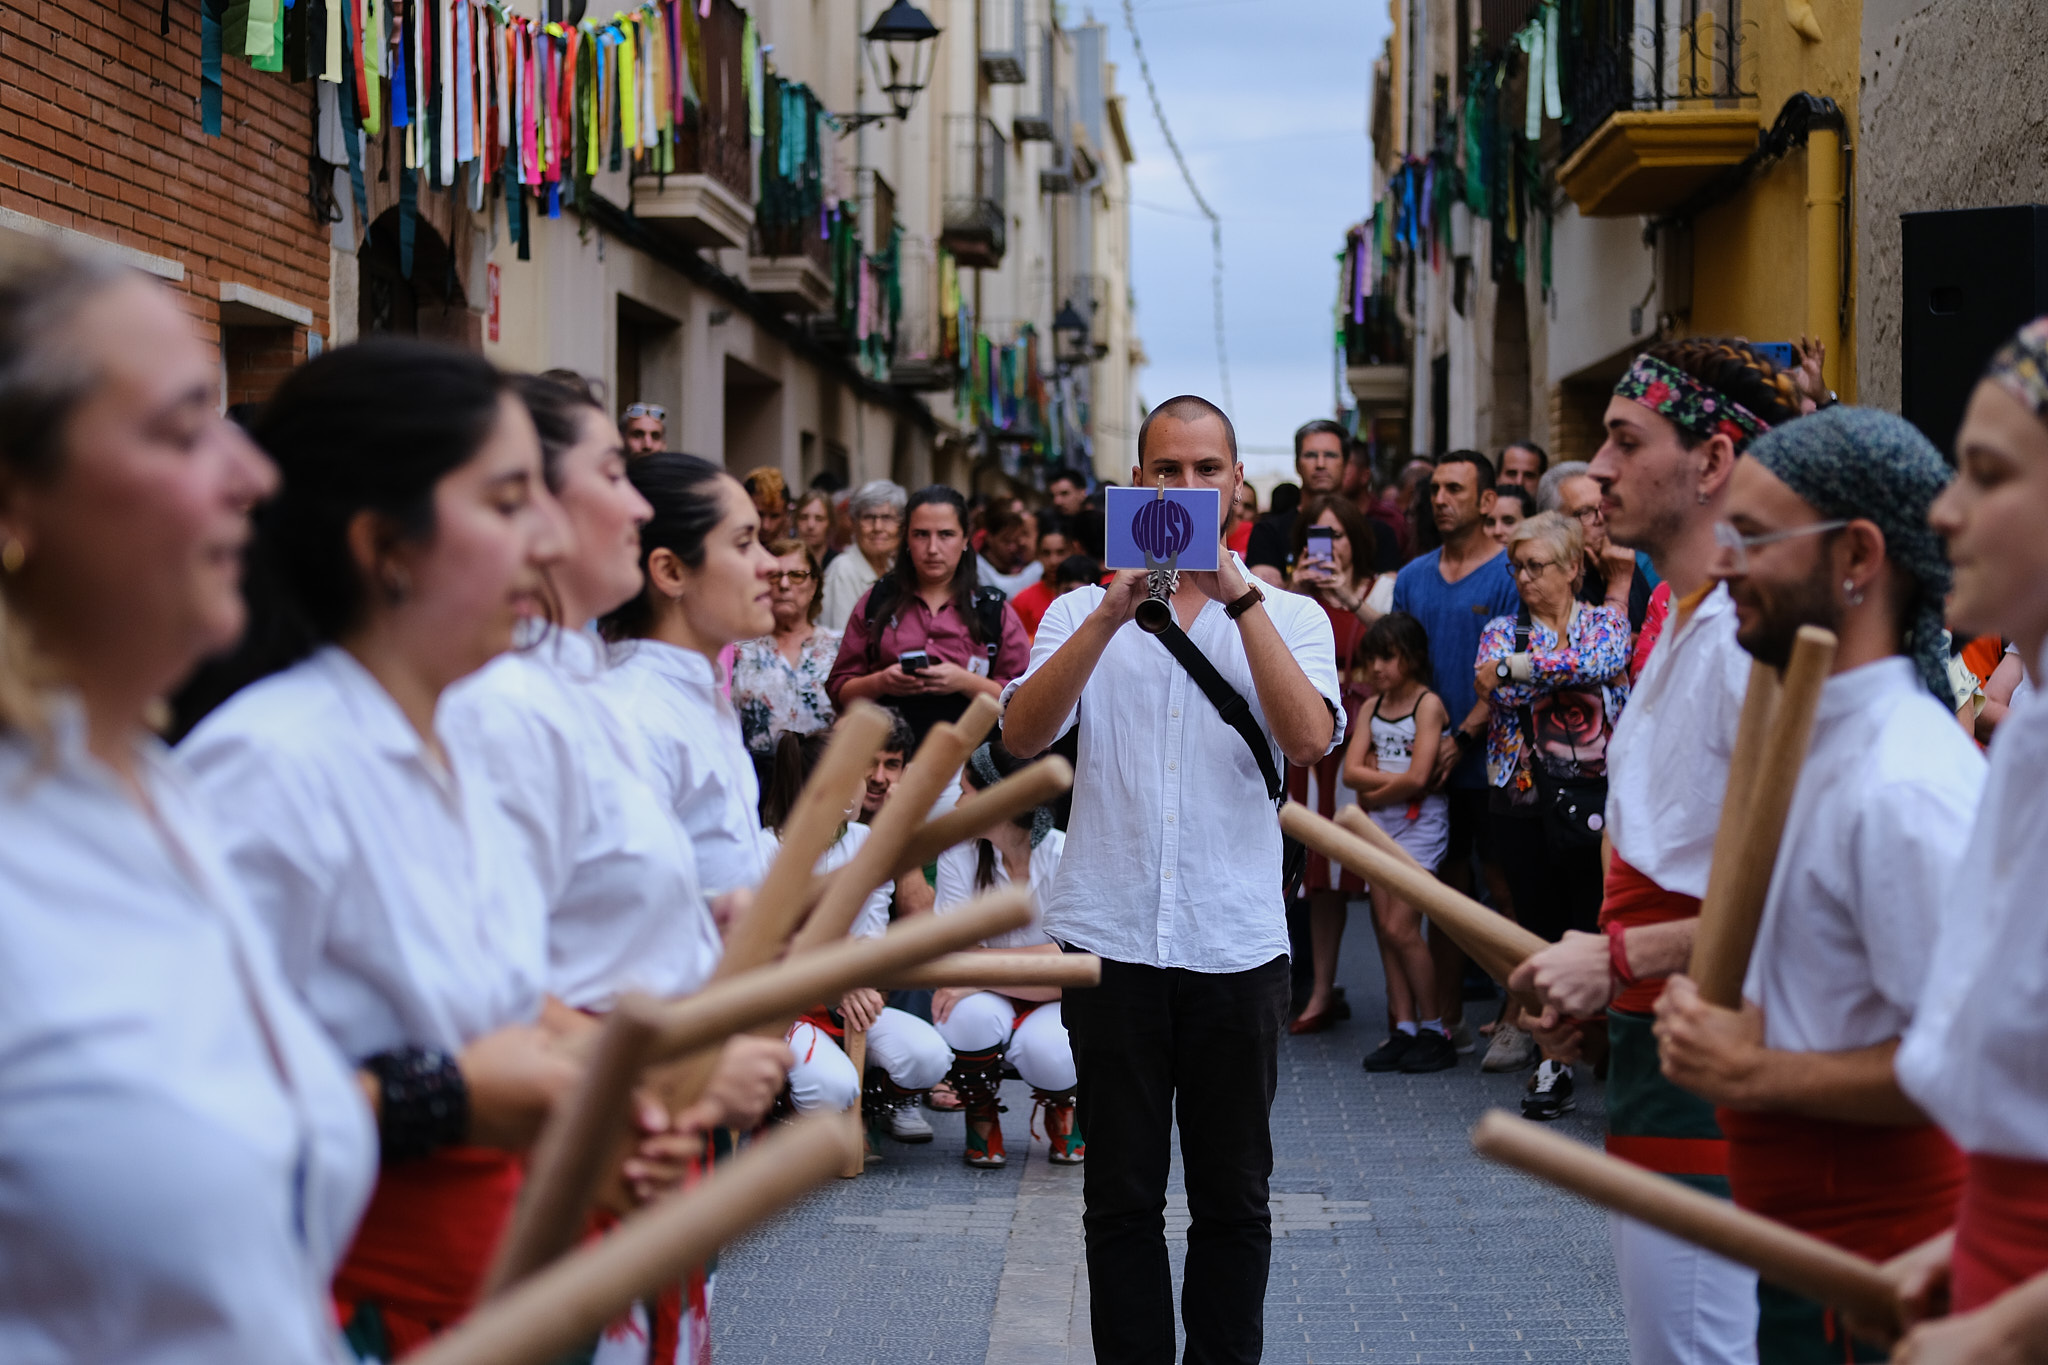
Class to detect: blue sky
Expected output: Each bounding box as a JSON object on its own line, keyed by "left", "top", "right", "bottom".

{"left": 1100, "top": 0, "right": 1391, "bottom": 486}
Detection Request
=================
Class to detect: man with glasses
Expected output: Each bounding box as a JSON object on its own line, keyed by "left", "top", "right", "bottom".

{"left": 620, "top": 401, "right": 666, "bottom": 456}
{"left": 821, "top": 480, "right": 908, "bottom": 631}
{"left": 1651, "top": 407, "right": 1981, "bottom": 1363}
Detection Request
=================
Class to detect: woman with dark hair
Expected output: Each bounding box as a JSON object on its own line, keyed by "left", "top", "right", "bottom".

{"left": 597, "top": 452, "right": 781, "bottom": 901}
{"left": 172, "top": 339, "right": 604, "bottom": 1357}
{"left": 930, "top": 742, "right": 1079, "bottom": 1169}
{"left": 439, "top": 375, "right": 790, "bottom": 1361}
{"left": 826, "top": 485, "right": 1030, "bottom": 749}
{"left": 0, "top": 250, "right": 376, "bottom": 1362}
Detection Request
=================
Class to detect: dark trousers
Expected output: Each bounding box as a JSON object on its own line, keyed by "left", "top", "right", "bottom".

{"left": 1490, "top": 810, "right": 1604, "bottom": 944}
{"left": 1061, "top": 952, "right": 1290, "bottom": 1365}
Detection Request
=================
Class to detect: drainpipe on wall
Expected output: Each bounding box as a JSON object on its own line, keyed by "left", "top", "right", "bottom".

{"left": 1805, "top": 121, "right": 1843, "bottom": 394}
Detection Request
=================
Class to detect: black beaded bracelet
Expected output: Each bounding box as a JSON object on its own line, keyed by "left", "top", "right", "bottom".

{"left": 364, "top": 1047, "right": 469, "bottom": 1163}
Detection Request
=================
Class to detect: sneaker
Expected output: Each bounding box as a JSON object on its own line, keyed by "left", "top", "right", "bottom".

{"left": 1521, "top": 1061, "right": 1577, "bottom": 1120}
{"left": 1362, "top": 1033, "right": 1416, "bottom": 1072}
{"left": 887, "top": 1099, "right": 935, "bottom": 1144}
{"left": 1399, "top": 1028, "right": 1458, "bottom": 1073}
{"left": 1447, "top": 1022, "right": 1477, "bottom": 1055}
{"left": 1481, "top": 1023, "right": 1537, "bottom": 1072}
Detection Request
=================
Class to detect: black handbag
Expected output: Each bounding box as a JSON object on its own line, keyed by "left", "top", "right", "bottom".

{"left": 1148, "top": 612, "right": 1310, "bottom": 895}
{"left": 1512, "top": 605, "right": 1609, "bottom": 853}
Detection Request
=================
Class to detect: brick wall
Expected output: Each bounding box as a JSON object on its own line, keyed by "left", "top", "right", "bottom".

{"left": 0, "top": 0, "right": 329, "bottom": 399}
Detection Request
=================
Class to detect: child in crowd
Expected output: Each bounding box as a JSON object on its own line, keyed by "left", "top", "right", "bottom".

{"left": 1341, "top": 612, "right": 1456, "bottom": 1074}
{"left": 1484, "top": 484, "right": 1534, "bottom": 549}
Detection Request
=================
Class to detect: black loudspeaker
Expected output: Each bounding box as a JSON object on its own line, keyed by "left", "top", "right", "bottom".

{"left": 1901, "top": 205, "right": 2048, "bottom": 457}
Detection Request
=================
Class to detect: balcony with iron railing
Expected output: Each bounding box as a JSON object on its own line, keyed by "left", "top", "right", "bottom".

{"left": 889, "top": 235, "right": 959, "bottom": 391}
{"left": 750, "top": 74, "right": 834, "bottom": 314}
{"left": 634, "top": 0, "right": 754, "bottom": 249}
{"left": 1344, "top": 293, "right": 1410, "bottom": 409}
{"left": 1554, "top": 0, "right": 1761, "bottom": 216}
{"left": 942, "top": 115, "right": 1008, "bottom": 270}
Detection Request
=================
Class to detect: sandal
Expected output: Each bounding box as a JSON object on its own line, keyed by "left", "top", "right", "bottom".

{"left": 924, "top": 1079, "right": 964, "bottom": 1112}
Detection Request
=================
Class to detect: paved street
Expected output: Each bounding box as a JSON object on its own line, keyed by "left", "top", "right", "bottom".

{"left": 714, "top": 933, "right": 1628, "bottom": 1363}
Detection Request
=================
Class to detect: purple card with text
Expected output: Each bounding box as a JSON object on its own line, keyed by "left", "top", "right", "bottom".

{"left": 1103, "top": 486, "right": 1222, "bottom": 572}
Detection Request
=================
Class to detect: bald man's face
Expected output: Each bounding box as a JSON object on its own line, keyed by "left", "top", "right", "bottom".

{"left": 1133, "top": 416, "right": 1243, "bottom": 538}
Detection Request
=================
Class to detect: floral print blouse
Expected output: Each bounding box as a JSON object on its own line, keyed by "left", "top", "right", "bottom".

{"left": 731, "top": 627, "right": 842, "bottom": 755}
{"left": 1476, "top": 603, "right": 1631, "bottom": 794}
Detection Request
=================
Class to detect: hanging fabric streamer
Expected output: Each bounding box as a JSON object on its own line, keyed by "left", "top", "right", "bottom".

{"left": 1519, "top": 15, "right": 1544, "bottom": 142}
{"left": 1542, "top": 2, "right": 1562, "bottom": 121}
{"left": 398, "top": 163, "right": 417, "bottom": 277}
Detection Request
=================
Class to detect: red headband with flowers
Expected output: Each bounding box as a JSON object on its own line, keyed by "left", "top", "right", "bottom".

{"left": 1613, "top": 354, "right": 1771, "bottom": 447}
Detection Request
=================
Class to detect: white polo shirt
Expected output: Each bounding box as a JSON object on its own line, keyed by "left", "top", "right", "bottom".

{"left": 1742, "top": 658, "right": 1985, "bottom": 1053}
{"left": 1003, "top": 572, "right": 1342, "bottom": 972}
{"left": 599, "top": 638, "right": 775, "bottom": 897}
{"left": 179, "top": 647, "right": 548, "bottom": 1059}
{"left": 1898, "top": 641, "right": 2048, "bottom": 1158}
{"left": 442, "top": 628, "right": 724, "bottom": 1010}
{"left": 0, "top": 699, "right": 374, "bottom": 1364}
{"left": 1603, "top": 584, "right": 1752, "bottom": 897}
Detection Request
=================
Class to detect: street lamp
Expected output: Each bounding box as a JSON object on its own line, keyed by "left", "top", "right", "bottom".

{"left": 1053, "top": 299, "right": 1092, "bottom": 372}
{"left": 840, "top": 1, "right": 941, "bottom": 133}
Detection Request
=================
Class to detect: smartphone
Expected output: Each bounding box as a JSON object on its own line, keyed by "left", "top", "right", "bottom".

{"left": 898, "top": 650, "right": 931, "bottom": 674}
{"left": 1753, "top": 342, "right": 1798, "bottom": 371}
{"left": 1302, "top": 526, "right": 1336, "bottom": 571}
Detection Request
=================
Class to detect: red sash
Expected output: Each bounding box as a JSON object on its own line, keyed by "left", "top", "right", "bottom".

{"left": 1718, "top": 1109, "right": 1963, "bottom": 1261}
{"left": 332, "top": 1146, "right": 524, "bottom": 1356}
{"left": 1952, "top": 1153, "right": 2048, "bottom": 1312}
{"left": 1598, "top": 855, "right": 1699, "bottom": 1013}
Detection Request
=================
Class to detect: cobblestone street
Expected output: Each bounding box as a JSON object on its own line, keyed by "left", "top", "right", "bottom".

{"left": 714, "top": 935, "right": 1628, "bottom": 1363}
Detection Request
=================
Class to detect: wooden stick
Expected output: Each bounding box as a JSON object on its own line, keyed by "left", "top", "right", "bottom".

{"left": 483, "top": 997, "right": 666, "bottom": 1296}
{"left": 1282, "top": 803, "right": 1546, "bottom": 986}
{"left": 1333, "top": 804, "right": 1427, "bottom": 874}
{"left": 878, "top": 951, "right": 1103, "bottom": 990}
{"left": 411, "top": 1114, "right": 853, "bottom": 1365}
{"left": 790, "top": 694, "right": 1001, "bottom": 953}
{"left": 1471, "top": 1109, "right": 1900, "bottom": 1339}
{"left": 840, "top": 1027, "right": 868, "bottom": 1178}
{"left": 1689, "top": 627, "right": 1836, "bottom": 1007}
{"left": 1699, "top": 659, "right": 1782, "bottom": 899}
{"left": 487, "top": 892, "right": 1032, "bottom": 1296}
{"left": 720, "top": 703, "right": 891, "bottom": 975}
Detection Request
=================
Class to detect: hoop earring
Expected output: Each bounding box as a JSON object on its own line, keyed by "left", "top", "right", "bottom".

{"left": 0, "top": 536, "right": 23, "bottom": 575}
{"left": 1843, "top": 578, "right": 1864, "bottom": 607}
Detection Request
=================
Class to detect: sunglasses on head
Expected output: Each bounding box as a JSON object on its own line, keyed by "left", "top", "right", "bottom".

{"left": 623, "top": 403, "right": 667, "bottom": 422}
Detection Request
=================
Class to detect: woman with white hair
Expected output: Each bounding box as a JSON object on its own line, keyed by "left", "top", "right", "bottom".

{"left": 820, "top": 479, "right": 906, "bottom": 630}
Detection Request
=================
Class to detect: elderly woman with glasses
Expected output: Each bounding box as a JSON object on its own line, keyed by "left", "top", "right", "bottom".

{"left": 820, "top": 479, "right": 907, "bottom": 630}
{"left": 730, "top": 538, "right": 841, "bottom": 768}
{"left": 1472, "top": 510, "right": 1632, "bottom": 1115}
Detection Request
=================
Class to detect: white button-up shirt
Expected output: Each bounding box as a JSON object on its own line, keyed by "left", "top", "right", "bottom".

{"left": 179, "top": 647, "right": 548, "bottom": 1059}
{"left": 1603, "top": 585, "right": 1752, "bottom": 897}
{"left": 0, "top": 699, "right": 374, "bottom": 1365}
{"left": 1003, "top": 576, "right": 1342, "bottom": 972}
{"left": 442, "top": 629, "right": 724, "bottom": 1010}
{"left": 768, "top": 823, "right": 893, "bottom": 939}
{"left": 934, "top": 829, "right": 1066, "bottom": 949}
{"left": 600, "top": 638, "right": 775, "bottom": 897}
{"left": 1742, "top": 658, "right": 1984, "bottom": 1053}
{"left": 1898, "top": 641, "right": 2048, "bottom": 1159}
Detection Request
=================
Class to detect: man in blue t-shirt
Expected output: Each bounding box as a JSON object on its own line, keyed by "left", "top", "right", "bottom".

{"left": 1390, "top": 450, "right": 1520, "bottom": 1047}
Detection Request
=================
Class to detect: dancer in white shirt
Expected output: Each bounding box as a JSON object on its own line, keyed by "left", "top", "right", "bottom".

{"left": 439, "top": 376, "right": 793, "bottom": 1364}
{"left": 178, "top": 341, "right": 682, "bottom": 1358}
{"left": 1003, "top": 396, "right": 1341, "bottom": 1364}
{"left": 931, "top": 742, "right": 1078, "bottom": 1168}
{"left": 0, "top": 247, "right": 375, "bottom": 1365}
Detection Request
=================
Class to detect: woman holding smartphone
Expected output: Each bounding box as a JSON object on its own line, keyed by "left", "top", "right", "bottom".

{"left": 825, "top": 486, "right": 1029, "bottom": 750}
{"left": 1284, "top": 495, "right": 1384, "bottom": 1034}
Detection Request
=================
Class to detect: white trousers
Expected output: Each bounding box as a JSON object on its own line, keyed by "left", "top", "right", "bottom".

{"left": 934, "top": 994, "right": 1076, "bottom": 1092}
{"left": 1610, "top": 1214, "right": 1759, "bottom": 1365}
{"left": 787, "top": 1008, "right": 952, "bottom": 1112}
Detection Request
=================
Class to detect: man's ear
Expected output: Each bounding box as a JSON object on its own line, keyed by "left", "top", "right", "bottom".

{"left": 1479, "top": 489, "right": 1497, "bottom": 514}
{"left": 1841, "top": 519, "right": 1888, "bottom": 590}
{"left": 1699, "top": 433, "right": 1740, "bottom": 500}
{"left": 1129, "top": 463, "right": 1144, "bottom": 487}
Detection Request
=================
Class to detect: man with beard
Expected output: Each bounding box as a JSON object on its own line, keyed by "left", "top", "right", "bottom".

{"left": 1652, "top": 407, "right": 1983, "bottom": 1363}
{"left": 1512, "top": 340, "right": 1804, "bottom": 1365}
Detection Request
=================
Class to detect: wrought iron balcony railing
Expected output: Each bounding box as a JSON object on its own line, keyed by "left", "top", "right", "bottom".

{"left": 1558, "top": 0, "right": 1756, "bottom": 161}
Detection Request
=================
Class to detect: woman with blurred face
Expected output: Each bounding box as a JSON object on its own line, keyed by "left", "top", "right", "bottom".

{"left": 0, "top": 251, "right": 376, "bottom": 1363}
{"left": 1889, "top": 320, "right": 2048, "bottom": 1365}
{"left": 174, "top": 340, "right": 595, "bottom": 1357}
{"left": 599, "top": 454, "right": 782, "bottom": 900}
{"left": 439, "top": 378, "right": 790, "bottom": 1362}
{"left": 730, "top": 538, "right": 841, "bottom": 763}
{"left": 792, "top": 488, "right": 836, "bottom": 570}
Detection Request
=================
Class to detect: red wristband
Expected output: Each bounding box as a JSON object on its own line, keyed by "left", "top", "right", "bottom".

{"left": 1605, "top": 920, "right": 1638, "bottom": 988}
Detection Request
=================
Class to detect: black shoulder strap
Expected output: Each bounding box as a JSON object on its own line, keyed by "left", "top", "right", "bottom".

{"left": 971, "top": 587, "right": 1006, "bottom": 663}
{"left": 1151, "top": 619, "right": 1284, "bottom": 804}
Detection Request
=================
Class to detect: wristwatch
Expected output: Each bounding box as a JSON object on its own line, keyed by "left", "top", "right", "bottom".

{"left": 1225, "top": 580, "right": 1266, "bottom": 621}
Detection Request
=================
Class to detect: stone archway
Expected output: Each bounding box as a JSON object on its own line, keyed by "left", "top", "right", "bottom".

{"left": 358, "top": 207, "right": 478, "bottom": 347}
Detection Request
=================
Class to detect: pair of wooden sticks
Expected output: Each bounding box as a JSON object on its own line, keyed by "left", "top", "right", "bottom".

{"left": 413, "top": 697, "right": 1093, "bottom": 1365}
{"left": 1286, "top": 629, "right": 1907, "bottom": 1337}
